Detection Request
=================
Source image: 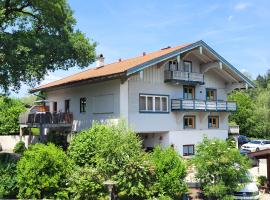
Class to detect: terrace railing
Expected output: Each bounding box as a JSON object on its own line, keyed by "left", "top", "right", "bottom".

{"left": 171, "top": 99, "right": 237, "bottom": 112}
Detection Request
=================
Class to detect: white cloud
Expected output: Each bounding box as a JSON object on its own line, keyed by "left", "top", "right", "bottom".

{"left": 234, "top": 2, "right": 251, "bottom": 11}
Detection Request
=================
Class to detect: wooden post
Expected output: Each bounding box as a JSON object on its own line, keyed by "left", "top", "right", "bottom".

{"left": 267, "top": 157, "right": 270, "bottom": 188}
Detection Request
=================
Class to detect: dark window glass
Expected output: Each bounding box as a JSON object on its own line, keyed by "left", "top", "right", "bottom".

{"left": 80, "top": 97, "right": 87, "bottom": 113}
{"left": 184, "top": 116, "right": 195, "bottom": 129}
{"left": 206, "top": 89, "right": 217, "bottom": 101}
{"left": 183, "top": 86, "right": 195, "bottom": 99}
{"left": 208, "top": 116, "right": 219, "bottom": 128}
{"left": 65, "top": 100, "right": 70, "bottom": 112}
{"left": 53, "top": 102, "right": 57, "bottom": 113}
{"left": 183, "top": 145, "right": 194, "bottom": 156}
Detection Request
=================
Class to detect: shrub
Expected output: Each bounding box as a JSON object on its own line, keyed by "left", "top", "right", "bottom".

{"left": 257, "top": 176, "right": 267, "bottom": 187}
{"left": 0, "top": 96, "right": 26, "bottom": 135}
{"left": 0, "top": 153, "right": 18, "bottom": 199}
{"left": 13, "top": 141, "right": 26, "bottom": 154}
{"left": 17, "top": 143, "right": 73, "bottom": 199}
{"left": 68, "top": 166, "right": 105, "bottom": 200}
{"left": 150, "top": 146, "right": 187, "bottom": 199}
{"left": 115, "top": 154, "right": 156, "bottom": 199}
{"left": 193, "top": 138, "right": 250, "bottom": 200}
{"left": 68, "top": 122, "right": 155, "bottom": 199}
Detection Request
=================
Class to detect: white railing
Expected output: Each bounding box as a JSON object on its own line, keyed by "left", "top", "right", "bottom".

{"left": 171, "top": 99, "right": 237, "bottom": 111}
{"left": 164, "top": 70, "right": 204, "bottom": 83}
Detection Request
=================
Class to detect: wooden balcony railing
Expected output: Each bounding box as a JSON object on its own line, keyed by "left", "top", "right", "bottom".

{"left": 164, "top": 70, "right": 204, "bottom": 84}
{"left": 19, "top": 112, "right": 73, "bottom": 125}
{"left": 171, "top": 99, "right": 237, "bottom": 112}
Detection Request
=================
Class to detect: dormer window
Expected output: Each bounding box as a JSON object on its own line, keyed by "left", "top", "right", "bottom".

{"left": 183, "top": 61, "right": 192, "bottom": 72}
{"left": 168, "top": 60, "right": 178, "bottom": 71}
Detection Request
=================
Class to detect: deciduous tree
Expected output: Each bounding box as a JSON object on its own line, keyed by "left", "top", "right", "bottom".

{"left": 0, "top": 0, "right": 96, "bottom": 93}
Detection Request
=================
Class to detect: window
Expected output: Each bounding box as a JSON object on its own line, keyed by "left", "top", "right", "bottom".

{"left": 206, "top": 89, "right": 217, "bottom": 101}
{"left": 183, "top": 145, "right": 194, "bottom": 156}
{"left": 139, "top": 94, "right": 169, "bottom": 113}
{"left": 53, "top": 102, "right": 57, "bottom": 113}
{"left": 65, "top": 99, "right": 70, "bottom": 113}
{"left": 183, "top": 61, "right": 192, "bottom": 72}
{"left": 184, "top": 116, "right": 195, "bottom": 129}
{"left": 183, "top": 86, "right": 195, "bottom": 99}
{"left": 168, "top": 60, "right": 178, "bottom": 71}
{"left": 80, "top": 97, "right": 87, "bottom": 113}
{"left": 208, "top": 116, "right": 219, "bottom": 128}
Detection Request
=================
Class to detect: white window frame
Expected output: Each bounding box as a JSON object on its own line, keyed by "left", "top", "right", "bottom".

{"left": 139, "top": 94, "right": 169, "bottom": 113}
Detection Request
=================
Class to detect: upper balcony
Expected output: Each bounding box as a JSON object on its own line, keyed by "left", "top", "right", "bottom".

{"left": 164, "top": 70, "right": 204, "bottom": 84}
{"left": 19, "top": 112, "right": 73, "bottom": 128}
{"left": 171, "top": 99, "right": 237, "bottom": 112}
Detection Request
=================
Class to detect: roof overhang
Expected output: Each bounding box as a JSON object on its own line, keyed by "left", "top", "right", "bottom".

{"left": 30, "top": 72, "right": 125, "bottom": 93}
{"left": 127, "top": 40, "right": 256, "bottom": 88}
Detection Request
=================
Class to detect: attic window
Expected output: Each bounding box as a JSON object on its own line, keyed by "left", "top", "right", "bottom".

{"left": 168, "top": 60, "right": 178, "bottom": 71}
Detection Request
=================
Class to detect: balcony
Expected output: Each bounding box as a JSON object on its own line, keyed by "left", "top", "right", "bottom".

{"left": 164, "top": 70, "right": 204, "bottom": 84}
{"left": 171, "top": 99, "right": 237, "bottom": 112}
{"left": 19, "top": 112, "right": 73, "bottom": 128}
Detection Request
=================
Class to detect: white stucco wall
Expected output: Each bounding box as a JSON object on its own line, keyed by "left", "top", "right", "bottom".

{"left": 0, "top": 135, "right": 39, "bottom": 151}
{"left": 46, "top": 79, "right": 121, "bottom": 131}
{"left": 127, "top": 56, "right": 229, "bottom": 133}
{"left": 168, "top": 129, "right": 228, "bottom": 155}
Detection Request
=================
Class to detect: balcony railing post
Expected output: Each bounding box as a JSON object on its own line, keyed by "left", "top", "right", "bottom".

{"left": 216, "top": 101, "right": 218, "bottom": 111}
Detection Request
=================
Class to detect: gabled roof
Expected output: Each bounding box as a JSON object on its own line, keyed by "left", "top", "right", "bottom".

{"left": 31, "top": 40, "right": 255, "bottom": 92}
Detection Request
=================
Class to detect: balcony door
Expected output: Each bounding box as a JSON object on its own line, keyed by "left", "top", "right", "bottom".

{"left": 183, "top": 86, "right": 195, "bottom": 100}
{"left": 183, "top": 61, "right": 192, "bottom": 72}
{"left": 206, "top": 89, "right": 217, "bottom": 101}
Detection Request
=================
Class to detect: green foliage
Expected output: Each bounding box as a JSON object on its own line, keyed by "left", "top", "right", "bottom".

{"left": 17, "top": 143, "right": 73, "bottom": 199}
{"left": 0, "top": 96, "right": 26, "bottom": 135}
{"left": 68, "top": 121, "right": 142, "bottom": 171}
{"left": 228, "top": 91, "right": 255, "bottom": 136}
{"left": 115, "top": 154, "right": 156, "bottom": 199}
{"left": 13, "top": 141, "right": 26, "bottom": 154}
{"left": 257, "top": 176, "right": 267, "bottom": 186}
{"left": 150, "top": 146, "right": 187, "bottom": 199}
{"left": 228, "top": 70, "right": 270, "bottom": 139}
{"left": 0, "top": 0, "right": 96, "bottom": 92}
{"left": 68, "top": 166, "right": 105, "bottom": 200}
{"left": 0, "top": 153, "right": 18, "bottom": 199}
{"left": 193, "top": 138, "right": 250, "bottom": 200}
{"left": 68, "top": 122, "right": 154, "bottom": 199}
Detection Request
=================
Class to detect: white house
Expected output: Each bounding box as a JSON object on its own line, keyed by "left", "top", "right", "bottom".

{"left": 24, "top": 40, "right": 255, "bottom": 156}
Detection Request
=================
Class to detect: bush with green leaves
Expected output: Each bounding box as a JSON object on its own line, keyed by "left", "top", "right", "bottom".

{"left": 150, "top": 146, "right": 187, "bottom": 199}
{"left": 68, "top": 122, "right": 156, "bottom": 199}
{"left": 0, "top": 96, "right": 26, "bottom": 135}
{"left": 0, "top": 153, "right": 19, "bottom": 199}
{"left": 17, "top": 143, "right": 73, "bottom": 199}
{"left": 68, "top": 166, "right": 105, "bottom": 200}
{"left": 257, "top": 176, "right": 267, "bottom": 187}
{"left": 193, "top": 138, "right": 250, "bottom": 200}
{"left": 13, "top": 141, "right": 26, "bottom": 154}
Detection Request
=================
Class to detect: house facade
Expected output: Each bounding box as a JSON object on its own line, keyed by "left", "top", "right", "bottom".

{"left": 26, "top": 40, "right": 255, "bottom": 156}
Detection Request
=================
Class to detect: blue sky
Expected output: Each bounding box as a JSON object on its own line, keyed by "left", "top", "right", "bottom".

{"left": 13, "top": 0, "right": 270, "bottom": 97}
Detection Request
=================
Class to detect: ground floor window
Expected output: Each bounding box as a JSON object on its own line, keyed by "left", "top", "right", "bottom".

{"left": 183, "top": 145, "right": 194, "bottom": 156}
{"left": 80, "top": 97, "right": 87, "bottom": 113}
{"left": 183, "top": 115, "right": 195, "bottom": 129}
{"left": 139, "top": 94, "right": 169, "bottom": 113}
{"left": 208, "top": 116, "right": 219, "bottom": 128}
